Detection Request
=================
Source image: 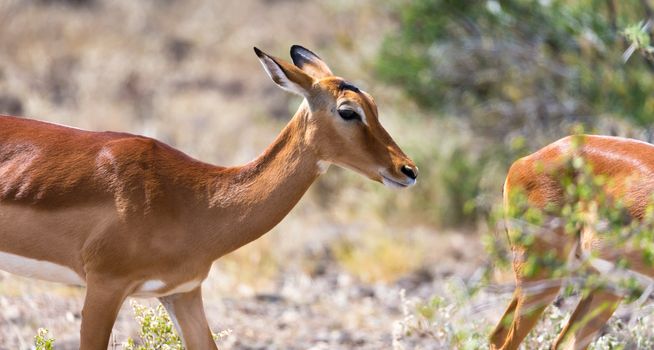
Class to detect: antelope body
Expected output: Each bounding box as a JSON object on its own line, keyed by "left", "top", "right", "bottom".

{"left": 491, "top": 135, "right": 654, "bottom": 350}
{"left": 0, "top": 46, "right": 417, "bottom": 349}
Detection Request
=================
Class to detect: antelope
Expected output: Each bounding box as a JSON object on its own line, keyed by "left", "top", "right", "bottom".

{"left": 490, "top": 134, "right": 654, "bottom": 350}
{"left": 0, "top": 45, "right": 418, "bottom": 349}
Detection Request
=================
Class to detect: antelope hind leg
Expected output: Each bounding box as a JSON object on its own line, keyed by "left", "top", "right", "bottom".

{"left": 159, "top": 287, "right": 218, "bottom": 350}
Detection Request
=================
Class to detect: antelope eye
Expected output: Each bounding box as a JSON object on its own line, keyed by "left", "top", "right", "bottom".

{"left": 338, "top": 108, "right": 361, "bottom": 121}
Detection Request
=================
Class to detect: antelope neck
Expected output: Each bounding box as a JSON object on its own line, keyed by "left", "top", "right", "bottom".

{"left": 204, "top": 103, "right": 322, "bottom": 256}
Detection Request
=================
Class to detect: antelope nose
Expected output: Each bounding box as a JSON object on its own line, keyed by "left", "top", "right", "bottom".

{"left": 400, "top": 165, "right": 418, "bottom": 180}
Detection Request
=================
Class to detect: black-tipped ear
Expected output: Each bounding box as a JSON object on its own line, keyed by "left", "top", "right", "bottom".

{"left": 290, "top": 45, "right": 321, "bottom": 65}
{"left": 290, "top": 45, "right": 333, "bottom": 79}
{"left": 254, "top": 46, "right": 315, "bottom": 97}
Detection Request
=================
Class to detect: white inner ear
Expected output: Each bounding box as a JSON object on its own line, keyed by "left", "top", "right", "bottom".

{"left": 297, "top": 51, "right": 333, "bottom": 77}
{"left": 258, "top": 55, "right": 307, "bottom": 97}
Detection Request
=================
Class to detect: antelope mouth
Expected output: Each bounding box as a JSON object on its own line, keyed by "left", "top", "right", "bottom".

{"left": 380, "top": 173, "right": 416, "bottom": 189}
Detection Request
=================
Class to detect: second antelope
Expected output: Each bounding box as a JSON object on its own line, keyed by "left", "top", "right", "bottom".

{"left": 491, "top": 135, "right": 654, "bottom": 350}
{"left": 0, "top": 45, "right": 417, "bottom": 349}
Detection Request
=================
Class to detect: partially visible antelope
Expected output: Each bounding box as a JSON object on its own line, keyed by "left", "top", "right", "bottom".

{"left": 0, "top": 45, "right": 418, "bottom": 349}
{"left": 490, "top": 135, "right": 654, "bottom": 350}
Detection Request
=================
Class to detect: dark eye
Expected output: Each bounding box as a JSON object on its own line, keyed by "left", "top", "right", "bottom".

{"left": 338, "top": 109, "right": 361, "bottom": 121}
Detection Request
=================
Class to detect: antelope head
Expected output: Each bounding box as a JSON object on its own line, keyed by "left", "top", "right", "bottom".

{"left": 254, "top": 45, "right": 418, "bottom": 188}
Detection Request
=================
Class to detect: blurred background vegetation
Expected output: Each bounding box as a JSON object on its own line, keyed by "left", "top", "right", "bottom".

{"left": 377, "top": 0, "right": 654, "bottom": 226}
{"left": 0, "top": 0, "right": 653, "bottom": 348}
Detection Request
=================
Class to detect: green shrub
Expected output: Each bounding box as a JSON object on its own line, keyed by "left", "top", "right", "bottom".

{"left": 124, "top": 301, "right": 184, "bottom": 350}
{"left": 378, "top": 0, "right": 654, "bottom": 129}
{"left": 125, "top": 301, "right": 231, "bottom": 350}
{"left": 376, "top": 0, "right": 654, "bottom": 226}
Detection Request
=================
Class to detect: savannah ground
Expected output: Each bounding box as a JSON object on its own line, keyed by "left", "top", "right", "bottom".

{"left": 1, "top": 1, "right": 654, "bottom": 349}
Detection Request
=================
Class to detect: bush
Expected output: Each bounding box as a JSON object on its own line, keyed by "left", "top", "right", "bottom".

{"left": 376, "top": 0, "right": 654, "bottom": 226}
{"left": 378, "top": 0, "right": 654, "bottom": 130}
{"left": 125, "top": 301, "right": 231, "bottom": 350}
{"left": 124, "top": 301, "right": 184, "bottom": 350}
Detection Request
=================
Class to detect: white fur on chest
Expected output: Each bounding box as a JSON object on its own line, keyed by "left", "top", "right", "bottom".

{"left": 317, "top": 160, "right": 331, "bottom": 174}
{"left": 0, "top": 251, "right": 85, "bottom": 285}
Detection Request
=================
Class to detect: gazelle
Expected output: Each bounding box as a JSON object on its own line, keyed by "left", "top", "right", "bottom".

{"left": 0, "top": 45, "right": 418, "bottom": 349}
{"left": 490, "top": 135, "right": 654, "bottom": 350}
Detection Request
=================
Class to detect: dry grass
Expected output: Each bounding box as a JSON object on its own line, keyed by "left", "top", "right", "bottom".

{"left": 334, "top": 229, "right": 426, "bottom": 283}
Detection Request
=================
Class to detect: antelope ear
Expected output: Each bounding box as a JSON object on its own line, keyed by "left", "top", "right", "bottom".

{"left": 290, "top": 45, "right": 333, "bottom": 79}
{"left": 254, "top": 47, "right": 314, "bottom": 97}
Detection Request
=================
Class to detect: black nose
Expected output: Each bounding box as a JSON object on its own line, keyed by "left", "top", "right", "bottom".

{"left": 400, "top": 165, "right": 418, "bottom": 180}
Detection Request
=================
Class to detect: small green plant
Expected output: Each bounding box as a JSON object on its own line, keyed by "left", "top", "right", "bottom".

{"left": 124, "top": 301, "right": 184, "bottom": 350}
{"left": 623, "top": 20, "right": 654, "bottom": 62}
{"left": 34, "top": 328, "right": 55, "bottom": 350}
{"left": 125, "top": 301, "right": 231, "bottom": 350}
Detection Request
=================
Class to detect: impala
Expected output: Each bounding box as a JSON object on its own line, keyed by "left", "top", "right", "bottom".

{"left": 490, "top": 135, "right": 654, "bottom": 350}
{"left": 0, "top": 45, "right": 418, "bottom": 349}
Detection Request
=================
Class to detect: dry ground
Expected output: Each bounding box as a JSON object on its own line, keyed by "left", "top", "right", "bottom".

{"left": 0, "top": 227, "right": 488, "bottom": 349}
